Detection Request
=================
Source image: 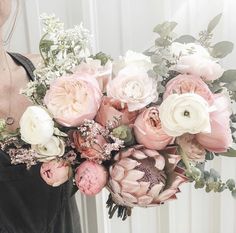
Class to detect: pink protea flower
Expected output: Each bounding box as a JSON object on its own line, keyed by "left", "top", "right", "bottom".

{"left": 75, "top": 161, "right": 108, "bottom": 196}
{"left": 177, "top": 134, "right": 206, "bottom": 162}
{"left": 107, "top": 145, "right": 187, "bottom": 207}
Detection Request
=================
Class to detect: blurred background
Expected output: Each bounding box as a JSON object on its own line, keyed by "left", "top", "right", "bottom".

{"left": 6, "top": 0, "right": 236, "bottom": 233}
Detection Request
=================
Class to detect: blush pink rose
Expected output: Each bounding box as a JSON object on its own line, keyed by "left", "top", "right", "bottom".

{"left": 74, "top": 59, "right": 112, "bottom": 93}
{"left": 177, "top": 134, "right": 206, "bottom": 162}
{"left": 71, "top": 125, "right": 107, "bottom": 161}
{"left": 164, "top": 74, "right": 214, "bottom": 104}
{"left": 134, "top": 107, "right": 173, "bottom": 150}
{"left": 44, "top": 73, "right": 102, "bottom": 127}
{"left": 95, "top": 97, "right": 139, "bottom": 126}
{"left": 196, "top": 94, "right": 232, "bottom": 152}
{"left": 40, "top": 160, "right": 72, "bottom": 187}
{"left": 75, "top": 161, "right": 108, "bottom": 196}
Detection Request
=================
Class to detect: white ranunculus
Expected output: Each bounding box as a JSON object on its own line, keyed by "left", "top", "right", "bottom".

{"left": 113, "top": 50, "right": 153, "bottom": 75}
{"left": 20, "top": 106, "right": 54, "bottom": 145}
{"left": 173, "top": 54, "right": 224, "bottom": 81}
{"left": 170, "top": 42, "right": 210, "bottom": 58}
{"left": 107, "top": 66, "right": 158, "bottom": 111}
{"left": 159, "top": 93, "right": 211, "bottom": 137}
{"left": 32, "top": 136, "right": 65, "bottom": 162}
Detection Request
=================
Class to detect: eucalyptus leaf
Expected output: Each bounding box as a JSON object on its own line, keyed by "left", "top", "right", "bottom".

{"left": 153, "top": 21, "right": 177, "bottom": 37}
{"left": 232, "top": 189, "right": 236, "bottom": 199}
{"left": 220, "top": 148, "right": 236, "bottom": 157}
{"left": 174, "top": 35, "right": 196, "bottom": 44}
{"left": 226, "top": 179, "right": 236, "bottom": 191}
{"left": 155, "top": 38, "right": 172, "bottom": 47}
{"left": 207, "top": 13, "right": 222, "bottom": 33}
{"left": 219, "top": 69, "right": 236, "bottom": 83}
{"left": 211, "top": 41, "right": 234, "bottom": 58}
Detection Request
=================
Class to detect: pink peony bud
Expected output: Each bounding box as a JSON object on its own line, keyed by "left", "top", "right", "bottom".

{"left": 75, "top": 161, "right": 108, "bottom": 196}
{"left": 40, "top": 160, "right": 72, "bottom": 187}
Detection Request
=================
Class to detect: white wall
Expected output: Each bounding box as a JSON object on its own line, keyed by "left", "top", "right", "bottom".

{"left": 8, "top": 1, "right": 236, "bottom": 233}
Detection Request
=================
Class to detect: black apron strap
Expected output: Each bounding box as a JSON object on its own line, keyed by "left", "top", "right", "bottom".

{"left": 8, "top": 53, "right": 36, "bottom": 81}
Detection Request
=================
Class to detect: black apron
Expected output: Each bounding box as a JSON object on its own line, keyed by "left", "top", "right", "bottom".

{"left": 0, "top": 53, "right": 81, "bottom": 233}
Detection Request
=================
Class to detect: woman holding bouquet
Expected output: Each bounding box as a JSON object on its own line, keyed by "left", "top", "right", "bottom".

{"left": 0, "top": 1, "right": 81, "bottom": 232}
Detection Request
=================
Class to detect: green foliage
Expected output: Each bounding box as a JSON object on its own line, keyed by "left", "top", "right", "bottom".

{"left": 174, "top": 35, "right": 196, "bottom": 44}
{"left": 219, "top": 148, "right": 236, "bottom": 157}
{"left": 153, "top": 21, "right": 177, "bottom": 38}
{"left": 207, "top": 13, "right": 223, "bottom": 33}
{"left": 211, "top": 41, "right": 234, "bottom": 58}
{"left": 90, "top": 52, "right": 112, "bottom": 66}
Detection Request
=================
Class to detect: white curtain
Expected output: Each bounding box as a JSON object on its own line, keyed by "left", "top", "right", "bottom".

{"left": 10, "top": 1, "right": 236, "bottom": 233}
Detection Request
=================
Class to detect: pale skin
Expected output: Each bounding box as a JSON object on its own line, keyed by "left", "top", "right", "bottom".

{"left": 0, "top": 0, "right": 39, "bottom": 131}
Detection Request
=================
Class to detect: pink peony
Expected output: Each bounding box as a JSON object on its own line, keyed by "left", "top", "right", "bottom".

{"left": 108, "top": 145, "right": 187, "bottom": 207}
{"left": 74, "top": 58, "right": 112, "bottom": 93}
{"left": 133, "top": 107, "right": 173, "bottom": 150}
{"left": 164, "top": 74, "right": 214, "bottom": 104}
{"left": 75, "top": 161, "right": 108, "bottom": 196}
{"left": 196, "top": 94, "right": 232, "bottom": 152}
{"left": 177, "top": 134, "right": 206, "bottom": 162}
{"left": 95, "top": 97, "right": 139, "bottom": 126}
{"left": 40, "top": 160, "right": 72, "bottom": 187}
{"left": 44, "top": 73, "right": 102, "bottom": 127}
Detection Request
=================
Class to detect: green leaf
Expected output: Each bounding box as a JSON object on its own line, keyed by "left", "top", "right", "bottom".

{"left": 220, "top": 148, "right": 236, "bottom": 157}
{"left": 207, "top": 13, "right": 222, "bottom": 33}
{"left": 219, "top": 69, "right": 236, "bottom": 83}
{"left": 174, "top": 35, "right": 196, "bottom": 44}
{"left": 226, "top": 179, "right": 236, "bottom": 191}
{"left": 205, "top": 152, "right": 214, "bottom": 160}
{"left": 211, "top": 41, "right": 234, "bottom": 58}
{"left": 155, "top": 38, "right": 172, "bottom": 47}
{"left": 232, "top": 189, "right": 236, "bottom": 199}
{"left": 153, "top": 21, "right": 177, "bottom": 37}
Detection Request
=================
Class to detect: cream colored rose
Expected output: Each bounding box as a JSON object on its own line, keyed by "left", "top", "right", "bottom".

{"left": 20, "top": 106, "right": 54, "bottom": 145}
{"left": 113, "top": 50, "right": 153, "bottom": 75}
{"left": 170, "top": 42, "right": 210, "bottom": 57}
{"left": 159, "top": 93, "right": 211, "bottom": 137}
{"left": 107, "top": 66, "right": 158, "bottom": 111}
{"left": 32, "top": 136, "right": 65, "bottom": 162}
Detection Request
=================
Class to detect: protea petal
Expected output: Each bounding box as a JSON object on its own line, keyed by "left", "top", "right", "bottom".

{"left": 132, "top": 150, "right": 147, "bottom": 159}
{"left": 109, "top": 180, "right": 121, "bottom": 193}
{"left": 142, "top": 149, "right": 159, "bottom": 157}
{"left": 138, "top": 195, "right": 153, "bottom": 206}
{"left": 121, "top": 148, "right": 135, "bottom": 158}
{"left": 148, "top": 183, "right": 164, "bottom": 199}
{"left": 122, "top": 192, "right": 138, "bottom": 204}
{"left": 110, "top": 165, "right": 125, "bottom": 181}
{"left": 118, "top": 158, "right": 141, "bottom": 170}
{"left": 121, "top": 179, "right": 140, "bottom": 193}
{"left": 154, "top": 156, "right": 165, "bottom": 170}
{"left": 125, "top": 170, "right": 145, "bottom": 181}
{"left": 134, "top": 182, "right": 150, "bottom": 196}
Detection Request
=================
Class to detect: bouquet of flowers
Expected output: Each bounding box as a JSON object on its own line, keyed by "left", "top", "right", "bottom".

{"left": 1, "top": 13, "right": 236, "bottom": 220}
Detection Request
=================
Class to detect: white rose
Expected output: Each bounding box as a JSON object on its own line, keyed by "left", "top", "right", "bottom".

{"left": 159, "top": 93, "right": 211, "bottom": 137}
{"left": 113, "top": 50, "right": 153, "bottom": 75}
{"left": 20, "top": 106, "right": 54, "bottom": 145}
{"left": 32, "top": 136, "right": 65, "bottom": 162}
{"left": 173, "top": 54, "right": 224, "bottom": 81}
{"left": 107, "top": 66, "right": 158, "bottom": 111}
{"left": 170, "top": 42, "right": 210, "bottom": 58}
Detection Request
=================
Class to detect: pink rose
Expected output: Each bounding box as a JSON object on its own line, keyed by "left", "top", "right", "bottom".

{"left": 71, "top": 125, "right": 107, "bottom": 160}
{"left": 177, "top": 134, "right": 206, "bottom": 162}
{"left": 44, "top": 73, "right": 102, "bottom": 127}
{"left": 133, "top": 107, "right": 173, "bottom": 150}
{"left": 95, "top": 97, "right": 139, "bottom": 126}
{"left": 74, "top": 59, "right": 112, "bottom": 93}
{"left": 164, "top": 74, "right": 214, "bottom": 104}
{"left": 75, "top": 161, "right": 108, "bottom": 196}
{"left": 40, "top": 160, "right": 72, "bottom": 187}
{"left": 196, "top": 94, "right": 232, "bottom": 152}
